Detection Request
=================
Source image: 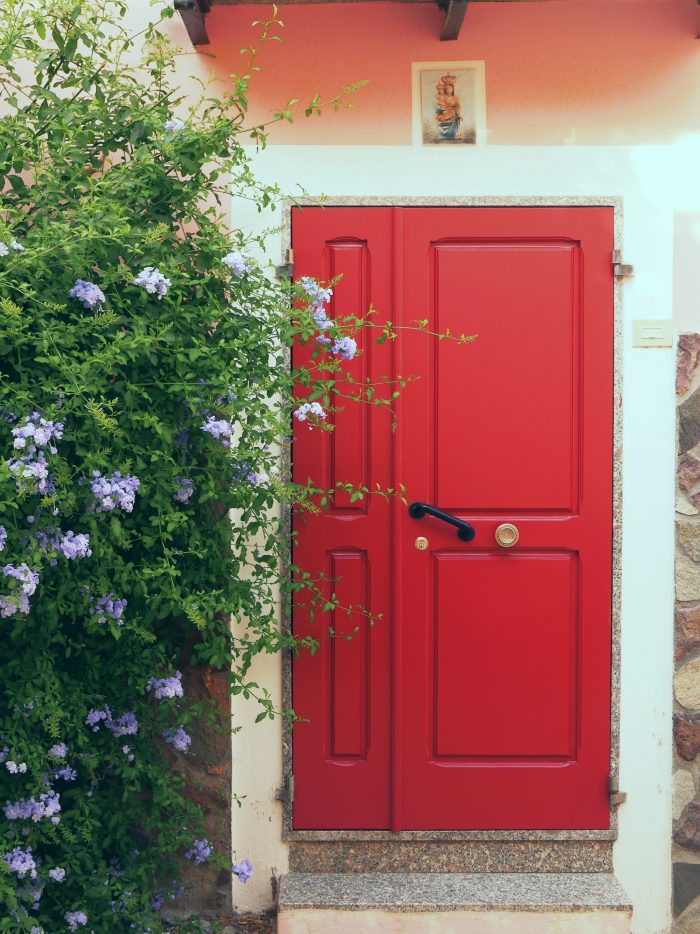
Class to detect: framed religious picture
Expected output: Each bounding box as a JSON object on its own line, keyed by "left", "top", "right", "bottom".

{"left": 411, "top": 61, "right": 486, "bottom": 146}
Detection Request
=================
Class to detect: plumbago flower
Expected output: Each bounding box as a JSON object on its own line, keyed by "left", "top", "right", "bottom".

{"left": 6, "top": 760, "right": 27, "bottom": 773}
{"left": 164, "top": 117, "right": 185, "bottom": 132}
{"left": 47, "top": 743, "right": 67, "bottom": 759}
{"left": 201, "top": 416, "right": 236, "bottom": 449}
{"left": 0, "top": 563, "right": 40, "bottom": 617}
{"left": 68, "top": 279, "right": 105, "bottom": 311}
{"left": 53, "top": 765, "right": 77, "bottom": 781}
{"left": 133, "top": 266, "right": 171, "bottom": 299}
{"left": 7, "top": 411, "right": 63, "bottom": 496}
{"left": 146, "top": 671, "right": 183, "bottom": 699}
{"left": 231, "top": 859, "right": 253, "bottom": 883}
{"left": 89, "top": 471, "right": 140, "bottom": 513}
{"left": 332, "top": 336, "right": 358, "bottom": 361}
{"left": 84, "top": 707, "right": 137, "bottom": 736}
{"left": 173, "top": 477, "right": 194, "bottom": 503}
{"left": 162, "top": 725, "right": 191, "bottom": 752}
{"left": 89, "top": 594, "right": 127, "bottom": 625}
{"left": 294, "top": 401, "right": 327, "bottom": 427}
{"left": 65, "top": 910, "right": 88, "bottom": 931}
{"left": 0, "top": 525, "right": 6, "bottom": 551}
{"left": 4, "top": 790, "right": 61, "bottom": 823}
{"left": 4, "top": 846, "right": 37, "bottom": 879}
{"left": 11, "top": 412, "right": 63, "bottom": 452}
{"left": 184, "top": 839, "right": 212, "bottom": 865}
{"left": 49, "top": 867, "right": 65, "bottom": 882}
{"left": 222, "top": 250, "right": 254, "bottom": 276}
{"left": 35, "top": 528, "right": 91, "bottom": 560}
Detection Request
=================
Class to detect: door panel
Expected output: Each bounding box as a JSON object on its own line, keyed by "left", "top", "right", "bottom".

{"left": 292, "top": 208, "right": 394, "bottom": 829}
{"left": 432, "top": 552, "right": 578, "bottom": 760}
{"left": 292, "top": 205, "right": 614, "bottom": 831}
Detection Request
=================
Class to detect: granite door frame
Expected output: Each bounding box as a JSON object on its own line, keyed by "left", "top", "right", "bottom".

{"left": 281, "top": 195, "right": 624, "bottom": 843}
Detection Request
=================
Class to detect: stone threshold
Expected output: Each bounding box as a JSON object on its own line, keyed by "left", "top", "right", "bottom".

{"left": 288, "top": 840, "right": 613, "bottom": 874}
{"left": 278, "top": 872, "right": 632, "bottom": 913}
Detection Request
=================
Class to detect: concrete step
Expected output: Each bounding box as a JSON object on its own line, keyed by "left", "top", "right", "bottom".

{"left": 277, "top": 872, "right": 632, "bottom": 934}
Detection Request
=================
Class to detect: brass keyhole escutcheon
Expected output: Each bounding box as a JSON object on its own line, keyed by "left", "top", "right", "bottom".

{"left": 495, "top": 523, "right": 519, "bottom": 548}
{"left": 415, "top": 536, "right": 429, "bottom": 552}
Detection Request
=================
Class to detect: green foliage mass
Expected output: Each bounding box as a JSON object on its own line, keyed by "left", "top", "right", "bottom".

{"left": 0, "top": 1, "right": 380, "bottom": 929}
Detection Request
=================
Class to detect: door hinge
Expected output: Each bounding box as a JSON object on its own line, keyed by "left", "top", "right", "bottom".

{"left": 275, "top": 773, "right": 295, "bottom": 805}
{"left": 275, "top": 248, "right": 294, "bottom": 279}
{"left": 613, "top": 250, "right": 634, "bottom": 279}
{"left": 609, "top": 775, "right": 627, "bottom": 807}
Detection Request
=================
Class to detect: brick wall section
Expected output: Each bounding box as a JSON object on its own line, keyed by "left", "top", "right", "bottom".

{"left": 673, "top": 333, "right": 700, "bottom": 931}
{"left": 170, "top": 664, "right": 233, "bottom": 921}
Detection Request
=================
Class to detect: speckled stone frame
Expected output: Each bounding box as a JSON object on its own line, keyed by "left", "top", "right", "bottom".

{"left": 279, "top": 196, "right": 624, "bottom": 847}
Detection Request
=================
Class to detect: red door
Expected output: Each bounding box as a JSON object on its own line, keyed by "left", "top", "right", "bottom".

{"left": 292, "top": 206, "right": 613, "bottom": 831}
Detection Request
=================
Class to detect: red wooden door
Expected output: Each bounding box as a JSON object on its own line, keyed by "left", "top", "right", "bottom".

{"left": 292, "top": 206, "right": 613, "bottom": 831}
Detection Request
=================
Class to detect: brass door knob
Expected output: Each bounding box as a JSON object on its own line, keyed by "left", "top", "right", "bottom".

{"left": 495, "top": 523, "right": 519, "bottom": 548}
{"left": 415, "top": 536, "right": 429, "bottom": 551}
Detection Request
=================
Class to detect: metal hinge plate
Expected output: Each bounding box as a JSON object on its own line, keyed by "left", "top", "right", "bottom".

{"left": 613, "top": 250, "right": 634, "bottom": 279}
{"left": 609, "top": 775, "right": 627, "bottom": 807}
{"left": 275, "top": 773, "right": 295, "bottom": 805}
{"left": 276, "top": 248, "right": 294, "bottom": 279}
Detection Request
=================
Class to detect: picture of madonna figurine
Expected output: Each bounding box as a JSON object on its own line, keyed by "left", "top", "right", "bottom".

{"left": 417, "top": 65, "right": 480, "bottom": 145}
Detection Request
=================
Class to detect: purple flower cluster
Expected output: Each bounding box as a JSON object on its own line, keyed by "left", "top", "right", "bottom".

{"left": 8, "top": 450, "right": 54, "bottom": 495}
{"left": 69, "top": 279, "right": 105, "bottom": 311}
{"left": 332, "top": 336, "right": 358, "bottom": 362}
{"left": 58, "top": 531, "right": 92, "bottom": 560}
{"left": 6, "top": 761, "right": 27, "bottom": 773}
{"left": 232, "top": 461, "right": 264, "bottom": 485}
{"left": 133, "top": 266, "right": 171, "bottom": 299}
{"left": 201, "top": 416, "right": 236, "bottom": 449}
{"left": 3, "top": 563, "right": 39, "bottom": 595}
{"left": 4, "top": 846, "right": 37, "bottom": 879}
{"left": 106, "top": 712, "right": 138, "bottom": 738}
{"left": 47, "top": 743, "right": 67, "bottom": 758}
{"left": 299, "top": 277, "right": 333, "bottom": 316}
{"left": 184, "top": 838, "right": 212, "bottom": 865}
{"left": 164, "top": 117, "right": 185, "bottom": 132}
{"left": 222, "top": 250, "right": 254, "bottom": 276}
{"left": 232, "top": 859, "right": 253, "bottom": 883}
{"left": 65, "top": 910, "right": 88, "bottom": 931}
{"left": 48, "top": 867, "right": 65, "bottom": 882}
{"left": 0, "top": 526, "right": 6, "bottom": 552}
{"left": 174, "top": 477, "right": 194, "bottom": 503}
{"left": 0, "top": 563, "right": 40, "bottom": 617}
{"left": 85, "top": 707, "right": 112, "bottom": 732}
{"left": 89, "top": 471, "right": 140, "bottom": 513}
{"left": 53, "top": 765, "right": 77, "bottom": 781}
{"left": 4, "top": 790, "right": 61, "bottom": 823}
{"left": 146, "top": 671, "right": 183, "bottom": 699}
{"left": 0, "top": 240, "right": 24, "bottom": 256}
{"left": 162, "top": 725, "right": 191, "bottom": 752}
{"left": 294, "top": 401, "right": 327, "bottom": 426}
{"left": 7, "top": 411, "right": 63, "bottom": 495}
{"left": 12, "top": 412, "right": 63, "bottom": 452}
{"left": 89, "top": 594, "right": 127, "bottom": 625}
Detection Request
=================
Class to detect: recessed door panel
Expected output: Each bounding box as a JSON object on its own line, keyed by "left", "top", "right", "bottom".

{"left": 433, "top": 552, "right": 578, "bottom": 760}
{"left": 433, "top": 241, "right": 579, "bottom": 513}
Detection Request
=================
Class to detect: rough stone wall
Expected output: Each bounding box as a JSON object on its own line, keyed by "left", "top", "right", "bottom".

{"left": 170, "top": 664, "right": 233, "bottom": 921}
{"left": 673, "top": 333, "right": 700, "bottom": 932}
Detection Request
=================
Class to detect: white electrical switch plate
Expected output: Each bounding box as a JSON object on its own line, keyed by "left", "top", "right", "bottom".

{"left": 633, "top": 320, "right": 673, "bottom": 348}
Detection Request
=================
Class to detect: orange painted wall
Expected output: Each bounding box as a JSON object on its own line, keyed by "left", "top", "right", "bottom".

{"left": 200, "top": 0, "right": 700, "bottom": 145}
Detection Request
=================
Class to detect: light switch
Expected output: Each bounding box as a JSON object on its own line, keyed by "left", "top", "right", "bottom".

{"left": 633, "top": 320, "right": 673, "bottom": 348}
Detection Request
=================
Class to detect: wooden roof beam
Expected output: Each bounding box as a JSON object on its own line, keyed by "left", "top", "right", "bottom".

{"left": 174, "top": 0, "right": 211, "bottom": 46}
{"left": 438, "top": 0, "right": 470, "bottom": 40}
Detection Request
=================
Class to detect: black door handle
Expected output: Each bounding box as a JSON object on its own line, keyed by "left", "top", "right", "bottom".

{"left": 408, "top": 502, "right": 475, "bottom": 542}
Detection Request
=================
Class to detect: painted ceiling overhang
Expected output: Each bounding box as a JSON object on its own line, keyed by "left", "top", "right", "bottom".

{"left": 174, "top": 0, "right": 601, "bottom": 45}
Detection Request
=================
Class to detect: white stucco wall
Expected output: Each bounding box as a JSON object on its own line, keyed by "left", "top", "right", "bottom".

{"left": 231, "top": 143, "right": 681, "bottom": 934}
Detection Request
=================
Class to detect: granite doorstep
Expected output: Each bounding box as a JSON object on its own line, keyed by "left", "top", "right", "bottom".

{"left": 289, "top": 842, "right": 613, "bottom": 874}
{"left": 278, "top": 872, "right": 632, "bottom": 913}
